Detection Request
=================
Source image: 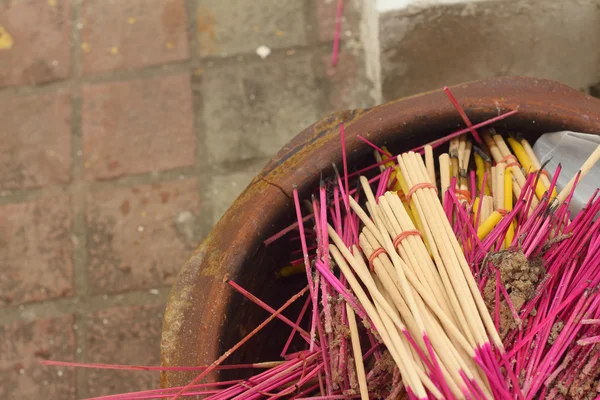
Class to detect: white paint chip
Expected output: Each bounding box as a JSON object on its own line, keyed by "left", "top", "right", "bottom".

{"left": 256, "top": 45, "right": 271, "bottom": 59}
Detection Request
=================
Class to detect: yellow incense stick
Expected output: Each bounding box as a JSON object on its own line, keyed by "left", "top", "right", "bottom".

{"left": 506, "top": 136, "right": 549, "bottom": 201}
{"left": 504, "top": 168, "right": 515, "bottom": 248}
{"left": 477, "top": 211, "right": 503, "bottom": 240}
{"left": 277, "top": 264, "right": 305, "bottom": 278}
{"left": 473, "top": 197, "right": 481, "bottom": 225}
{"left": 474, "top": 152, "right": 491, "bottom": 196}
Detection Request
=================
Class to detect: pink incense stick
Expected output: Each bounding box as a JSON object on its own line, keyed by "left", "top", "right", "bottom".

{"left": 442, "top": 86, "right": 483, "bottom": 145}
{"left": 357, "top": 134, "right": 392, "bottom": 157}
{"left": 331, "top": 0, "right": 343, "bottom": 67}
{"left": 227, "top": 280, "right": 312, "bottom": 343}
{"left": 412, "top": 109, "right": 518, "bottom": 153}
{"left": 170, "top": 286, "right": 309, "bottom": 399}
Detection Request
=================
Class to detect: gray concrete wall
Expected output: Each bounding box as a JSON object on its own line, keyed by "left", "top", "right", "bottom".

{"left": 365, "top": 0, "right": 600, "bottom": 101}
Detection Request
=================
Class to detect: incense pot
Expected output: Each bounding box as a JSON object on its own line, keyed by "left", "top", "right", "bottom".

{"left": 160, "top": 76, "right": 600, "bottom": 390}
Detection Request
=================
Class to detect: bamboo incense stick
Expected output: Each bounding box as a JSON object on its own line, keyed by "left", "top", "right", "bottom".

{"left": 488, "top": 131, "right": 539, "bottom": 210}
{"left": 504, "top": 168, "right": 515, "bottom": 248}
{"left": 401, "top": 152, "right": 504, "bottom": 349}
{"left": 460, "top": 139, "right": 472, "bottom": 193}
{"left": 425, "top": 145, "right": 436, "bottom": 185}
{"left": 399, "top": 153, "right": 487, "bottom": 345}
{"left": 495, "top": 163, "right": 506, "bottom": 211}
{"left": 360, "top": 227, "right": 475, "bottom": 358}
{"left": 450, "top": 138, "right": 460, "bottom": 181}
{"left": 491, "top": 166, "right": 496, "bottom": 203}
{"left": 345, "top": 303, "right": 369, "bottom": 400}
{"left": 557, "top": 144, "right": 600, "bottom": 203}
{"left": 328, "top": 245, "right": 430, "bottom": 399}
{"left": 439, "top": 153, "right": 451, "bottom": 204}
{"left": 362, "top": 232, "right": 488, "bottom": 398}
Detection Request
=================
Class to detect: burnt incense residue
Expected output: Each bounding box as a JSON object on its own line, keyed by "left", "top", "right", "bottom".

{"left": 483, "top": 250, "right": 545, "bottom": 337}
{"left": 548, "top": 321, "right": 565, "bottom": 345}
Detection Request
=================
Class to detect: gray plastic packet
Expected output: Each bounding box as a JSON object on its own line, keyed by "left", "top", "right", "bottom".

{"left": 533, "top": 131, "right": 600, "bottom": 215}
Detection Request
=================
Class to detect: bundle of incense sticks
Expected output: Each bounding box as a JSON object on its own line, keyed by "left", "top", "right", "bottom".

{"left": 42, "top": 89, "right": 600, "bottom": 400}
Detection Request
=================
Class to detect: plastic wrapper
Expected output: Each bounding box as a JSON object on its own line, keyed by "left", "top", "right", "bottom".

{"left": 533, "top": 131, "right": 600, "bottom": 215}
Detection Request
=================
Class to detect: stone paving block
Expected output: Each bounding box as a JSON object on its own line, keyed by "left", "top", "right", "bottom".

{"left": 81, "top": 0, "right": 189, "bottom": 75}
{"left": 314, "top": 0, "right": 361, "bottom": 43}
{"left": 0, "top": 91, "right": 72, "bottom": 190}
{"left": 82, "top": 74, "right": 195, "bottom": 180}
{"left": 199, "top": 53, "right": 320, "bottom": 164}
{"left": 86, "top": 179, "right": 203, "bottom": 294}
{"left": 0, "top": 315, "right": 76, "bottom": 400}
{"left": 85, "top": 305, "right": 163, "bottom": 397}
{"left": 0, "top": 0, "right": 71, "bottom": 87}
{"left": 196, "top": 0, "right": 307, "bottom": 58}
{"left": 0, "top": 196, "right": 73, "bottom": 307}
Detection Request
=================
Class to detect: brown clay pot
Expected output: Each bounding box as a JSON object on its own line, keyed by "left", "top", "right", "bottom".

{"left": 160, "top": 76, "right": 600, "bottom": 391}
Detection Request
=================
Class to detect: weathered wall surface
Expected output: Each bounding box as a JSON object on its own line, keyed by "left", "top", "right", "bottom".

{"left": 364, "top": 0, "right": 600, "bottom": 101}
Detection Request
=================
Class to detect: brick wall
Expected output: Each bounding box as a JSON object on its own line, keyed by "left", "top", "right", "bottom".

{"left": 0, "top": 0, "right": 374, "bottom": 398}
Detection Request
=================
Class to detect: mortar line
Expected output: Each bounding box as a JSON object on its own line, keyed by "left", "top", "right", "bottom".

{"left": 68, "top": 0, "right": 89, "bottom": 396}
{"left": 73, "top": 312, "right": 88, "bottom": 399}
{"left": 0, "top": 42, "right": 333, "bottom": 100}
{"left": 187, "top": 41, "right": 215, "bottom": 235}
{"left": 0, "top": 166, "right": 196, "bottom": 205}
{"left": 185, "top": 0, "right": 200, "bottom": 64}
{"left": 0, "top": 21, "right": 331, "bottom": 204}
{"left": 0, "top": 156, "right": 274, "bottom": 206}
{"left": 0, "top": 288, "right": 171, "bottom": 327}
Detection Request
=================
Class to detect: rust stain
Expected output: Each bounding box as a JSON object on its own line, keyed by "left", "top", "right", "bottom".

{"left": 159, "top": 192, "right": 170, "bottom": 204}
{"left": 197, "top": 6, "right": 216, "bottom": 54}
{"left": 120, "top": 200, "right": 130, "bottom": 216}
{"left": 107, "top": 160, "right": 120, "bottom": 171}
{"left": 197, "top": 8, "right": 215, "bottom": 39}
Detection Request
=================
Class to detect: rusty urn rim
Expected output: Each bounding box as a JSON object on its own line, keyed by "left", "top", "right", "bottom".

{"left": 160, "top": 76, "right": 600, "bottom": 390}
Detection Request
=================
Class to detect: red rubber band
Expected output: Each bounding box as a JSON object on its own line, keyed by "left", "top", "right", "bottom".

{"left": 368, "top": 248, "right": 387, "bottom": 272}
{"left": 455, "top": 189, "right": 472, "bottom": 203}
{"left": 397, "top": 191, "right": 407, "bottom": 203}
{"left": 500, "top": 154, "right": 519, "bottom": 165}
{"left": 407, "top": 182, "right": 438, "bottom": 202}
{"left": 393, "top": 230, "right": 422, "bottom": 248}
{"left": 507, "top": 162, "right": 520, "bottom": 169}
{"left": 497, "top": 208, "right": 508, "bottom": 216}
